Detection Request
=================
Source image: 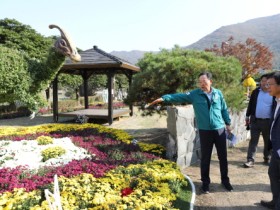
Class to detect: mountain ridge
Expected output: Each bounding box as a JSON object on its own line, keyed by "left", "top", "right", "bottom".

{"left": 111, "top": 13, "right": 280, "bottom": 69}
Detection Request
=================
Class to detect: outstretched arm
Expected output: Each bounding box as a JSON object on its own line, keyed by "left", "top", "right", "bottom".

{"left": 145, "top": 98, "right": 164, "bottom": 108}
{"left": 145, "top": 92, "right": 192, "bottom": 108}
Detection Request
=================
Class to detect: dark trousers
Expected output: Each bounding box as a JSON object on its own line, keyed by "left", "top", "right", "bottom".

{"left": 199, "top": 128, "right": 229, "bottom": 185}
{"left": 268, "top": 153, "right": 280, "bottom": 209}
{"left": 247, "top": 119, "right": 271, "bottom": 162}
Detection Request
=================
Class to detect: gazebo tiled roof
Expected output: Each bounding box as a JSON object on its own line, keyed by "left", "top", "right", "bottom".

{"left": 60, "top": 45, "right": 140, "bottom": 75}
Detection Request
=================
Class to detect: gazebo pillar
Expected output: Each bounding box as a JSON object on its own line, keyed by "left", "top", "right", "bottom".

{"left": 52, "top": 76, "right": 59, "bottom": 122}
{"left": 107, "top": 71, "right": 115, "bottom": 125}
{"left": 128, "top": 71, "right": 133, "bottom": 116}
{"left": 82, "top": 71, "right": 89, "bottom": 109}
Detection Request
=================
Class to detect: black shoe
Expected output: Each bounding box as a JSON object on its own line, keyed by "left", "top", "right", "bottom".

{"left": 260, "top": 200, "right": 275, "bottom": 209}
{"left": 222, "top": 182, "right": 233, "bottom": 192}
{"left": 201, "top": 184, "right": 209, "bottom": 194}
{"left": 243, "top": 161, "right": 254, "bottom": 168}
{"left": 263, "top": 159, "right": 270, "bottom": 165}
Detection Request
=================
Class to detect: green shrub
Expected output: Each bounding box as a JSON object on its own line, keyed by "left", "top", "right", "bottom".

{"left": 108, "top": 149, "right": 124, "bottom": 161}
{"left": 41, "top": 146, "right": 66, "bottom": 162}
{"left": 57, "top": 100, "right": 79, "bottom": 109}
{"left": 36, "top": 136, "right": 53, "bottom": 145}
{"left": 128, "top": 47, "right": 244, "bottom": 111}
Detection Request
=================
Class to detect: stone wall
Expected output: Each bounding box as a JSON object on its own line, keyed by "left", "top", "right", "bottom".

{"left": 166, "top": 106, "right": 250, "bottom": 168}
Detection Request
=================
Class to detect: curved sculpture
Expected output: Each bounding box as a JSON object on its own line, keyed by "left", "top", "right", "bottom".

{"left": 49, "top": 24, "right": 80, "bottom": 62}
{"left": 0, "top": 25, "right": 81, "bottom": 117}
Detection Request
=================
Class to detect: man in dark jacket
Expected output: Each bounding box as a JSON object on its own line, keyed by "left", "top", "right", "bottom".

{"left": 244, "top": 74, "right": 274, "bottom": 168}
{"left": 260, "top": 72, "right": 280, "bottom": 209}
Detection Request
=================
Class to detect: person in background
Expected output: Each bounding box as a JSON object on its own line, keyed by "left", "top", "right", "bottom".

{"left": 243, "top": 74, "right": 257, "bottom": 99}
{"left": 260, "top": 72, "right": 280, "bottom": 210}
{"left": 243, "top": 74, "right": 274, "bottom": 168}
{"left": 147, "top": 71, "right": 233, "bottom": 194}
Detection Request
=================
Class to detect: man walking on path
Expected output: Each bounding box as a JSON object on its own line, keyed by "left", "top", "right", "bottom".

{"left": 260, "top": 72, "right": 280, "bottom": 210}
{"left": 244, "top": 74, "right": 274, "bottom": 168}
{"left": 147, "top": 71, "right": 233, "bottom": 194}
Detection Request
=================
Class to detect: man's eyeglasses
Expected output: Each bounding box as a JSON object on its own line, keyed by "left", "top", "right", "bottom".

{"left": 265, "top": 83, "right": 278, "bottom": 88}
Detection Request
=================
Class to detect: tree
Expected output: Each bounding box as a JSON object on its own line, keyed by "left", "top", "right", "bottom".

{"left": 0, "top": 18, "right": 54, "bottom": 59}
{"left": 58, "top": 74, "right": 83, "bottom": 100}
{"left": 114, "top": 74, "right": 129, "bottom": 100}
{"left": 0, "top": 18, "right": 55, "bottom": 109}
{"left": 0, "top": 21, "right": 81, "bottom": 112}
{"left": 127, "top": 46, "right": 244, "bottom": 111}
{"left": 87, "top": 74, "right": 128, "bottom": 100}
{"left": 205, "top": 37, "right": 273, "bottom": 79}
{"left": 87, "top": 75, "right": 107, "bottom": 96}
{"left": 0, "top": 19, "right": 84, "bottom": 112}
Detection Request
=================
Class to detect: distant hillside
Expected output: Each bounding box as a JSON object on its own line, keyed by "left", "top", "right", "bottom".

{"left": 110, "top": 50, "right": 147, "bottom": 65}
{"left": 111, "top": 14, "right": 280, "bottom": 69}
{"left": 186, "top": 14, "right": 280, "bottom": 69}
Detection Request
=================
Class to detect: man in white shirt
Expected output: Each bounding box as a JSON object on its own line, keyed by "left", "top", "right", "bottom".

{"left": 260, "top": 72, "right": 280, "bottom": 210}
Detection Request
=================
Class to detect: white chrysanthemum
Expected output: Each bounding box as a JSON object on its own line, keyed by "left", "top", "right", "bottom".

{"left": 0, "top": 137, "right": 92, "bottom": 170}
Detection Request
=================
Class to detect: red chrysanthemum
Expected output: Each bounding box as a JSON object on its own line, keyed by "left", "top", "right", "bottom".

{"left": 121, "top": 187, "right": 133, "bottom": 197}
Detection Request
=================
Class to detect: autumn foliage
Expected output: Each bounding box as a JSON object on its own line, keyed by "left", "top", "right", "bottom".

{"left": 205, "top": 36, "right": 273, "bottom": 79}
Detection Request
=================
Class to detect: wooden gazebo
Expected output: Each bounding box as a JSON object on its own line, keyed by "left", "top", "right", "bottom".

{"left": 52, "top": 46, "right": 140, "bottom": 124}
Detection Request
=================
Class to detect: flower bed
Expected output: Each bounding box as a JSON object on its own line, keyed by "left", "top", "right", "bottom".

{"left": 37, "top": 102, "right": 128, "bottom": 115}
{"left": 0, "top": 124, "right": 189, "bottom": 209}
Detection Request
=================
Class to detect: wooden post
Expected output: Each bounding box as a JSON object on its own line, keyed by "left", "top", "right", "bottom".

{"left": 52, "top": 76, "right": 59, "bottom": 122}
{"left": 107, "top": 71, "right": 114, "bottom": 125}
{"left": 128, "top": 71, "right": 133, "bottom": 116}
{"left": 82, "top": 71, "right": 89, "bottom": 109}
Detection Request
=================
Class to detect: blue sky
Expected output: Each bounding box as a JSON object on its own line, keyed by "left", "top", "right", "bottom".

{"left": 1, "top": 0, "right": 280, "bottom": 52}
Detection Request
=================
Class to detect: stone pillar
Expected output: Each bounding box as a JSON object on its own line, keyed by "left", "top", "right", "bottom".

{"left": 166, "top": 106, "right": 249, "bottom": 168}
{"left": 166, "top": 106, "right": 199, "bottom": 168}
